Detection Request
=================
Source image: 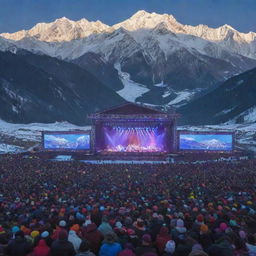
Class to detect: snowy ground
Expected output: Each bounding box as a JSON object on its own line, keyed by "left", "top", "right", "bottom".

{"left": 0, "top": 120, "right": 89, "bottom": 153}
{"left": 179, "top": 123, "right": 256, "bottom": 152}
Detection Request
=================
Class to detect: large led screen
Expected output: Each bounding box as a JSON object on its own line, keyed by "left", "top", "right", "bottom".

{"left": 44, "top": 133, "right": 90, "bottom": 150}
{"left": 100, "top": 126, "right": 168, "bottom": 153}
{"left": 179, "top": 133, "right": 233, "bottom": 151}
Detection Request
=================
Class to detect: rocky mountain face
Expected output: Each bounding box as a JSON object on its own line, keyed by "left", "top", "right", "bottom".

{"left": 1, "top": 11, "right": 256, "bottom": 98}
{"left": 1, "top": 10, "right": 256, "bottom": 124}
{"left": 0, "top": 51, "right": 125, "bottom": 125}
{"left": 178, "top": 67, "right": 256, "bottom": 125}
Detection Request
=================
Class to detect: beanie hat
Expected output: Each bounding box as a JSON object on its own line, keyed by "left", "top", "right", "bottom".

{"left": 58, "top": 229, "right": 68, "bottom": 240}
{"left": 197, "top": 215, "right": 204, "bottom": 223}
{"left": 31, "top": 230, "right": 39, "bottom": 238}
{"left": 176, "top": 219, "right": 184, "bottom": 228}
{"left": 165, "top": 240, "right": 176, "bottom": 253}
{"left": 41, "top": 231, "right": 49, "bottom": 238}
{"left": 12, "top": 226, "right": 20, "bottom": 233}
{"left": 200, "top": 224, "right": 208, "bottom": 233}
{"left": 239, "top": 230, "right": 246, "bottom": 239}
{"left": 15, "top": 230, "right": 24, "bottom": 238}
{"left": 59, "top": 220, "right": 66, "bottom": 227}
{"left": 70, "top": 224, "right": 80, "bottom": 233}
{"left": 127, "top": 229, "right": 135, "bottom": 236}
{"left": 142, "top": 234, "right": 152, "bottom": 243}
{"left": 229, "top": 219, "right": 237, "bottom": 227}
{"left": 192, "top": 244, "right": 203, "bottom": 251}
{"left": 0, "top": 226, "right": 5, "bottom": 234}
{"left": 115, "top": 221, "right": 123, "bottom": 229}
{"left": 83, "top": 219, "right": 92, "bottom": 227}
{"left": 220, "top": 222, "right": 228, "bottom": 231}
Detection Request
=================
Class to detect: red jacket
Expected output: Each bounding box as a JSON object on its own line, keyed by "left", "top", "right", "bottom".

{"left": 83, "top": 223, "right": 103, "bottom": 254}
{"left": 156, "top": 227, "right": 172, "bottom": 255}
{"left": 33, "top": 239, "right": 50, "bottom": 256}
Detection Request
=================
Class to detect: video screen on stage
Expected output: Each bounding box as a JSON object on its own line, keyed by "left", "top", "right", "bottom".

{"left": 100, "top": 126, "right": 168, "bottom": 153}
{"left": 179, "top": 133, "right": 233, "bottom": 151}
{"left": 43, "top": 133, "right": 90, "bottom": 150}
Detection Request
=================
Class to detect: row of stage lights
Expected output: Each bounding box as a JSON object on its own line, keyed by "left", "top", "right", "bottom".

{"left": 112, "top": 126, "right": 158, "bottom": 131}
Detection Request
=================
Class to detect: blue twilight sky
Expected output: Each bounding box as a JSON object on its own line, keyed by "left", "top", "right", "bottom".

{"left": 0, "top": 0, "right": 255, "bottom": 33}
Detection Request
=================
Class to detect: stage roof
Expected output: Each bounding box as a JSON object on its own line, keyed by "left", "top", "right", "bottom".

{"left": 94, "top": 103, "right": 165, "bottom": 115}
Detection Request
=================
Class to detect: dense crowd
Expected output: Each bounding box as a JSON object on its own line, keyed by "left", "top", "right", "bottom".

{"left": 0, "top": 155, "right": 256, "bottom": 256}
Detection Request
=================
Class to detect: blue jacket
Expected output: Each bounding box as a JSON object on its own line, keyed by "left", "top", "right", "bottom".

{"left": 99, "top": 242, "right": 122, "bottom": 256}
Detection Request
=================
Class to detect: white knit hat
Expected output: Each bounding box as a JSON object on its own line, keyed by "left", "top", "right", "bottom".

{"left": 165, "top": 240, "right": 175, "bottom": 253}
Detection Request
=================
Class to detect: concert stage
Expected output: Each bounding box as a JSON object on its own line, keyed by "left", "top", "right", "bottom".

{"left": 88, "top": 103, "right": 179, "bottom": 154}
{"left": 40, "top": 103, "right": 237, "bottom": 161}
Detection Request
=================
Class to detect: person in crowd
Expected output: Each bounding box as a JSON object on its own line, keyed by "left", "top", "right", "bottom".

{"left": 99, "top": 232, "right": 122, "bottom": 256}
{"left": 98, "top": 217, "right": 113, "bottom": 237}
{"left": 0, "top": 155, "right": 256, "bottom": 256}
{"left": 51, "top": 230, "right": 76, "bottom": 256}
{"left": 135, "top": 234, "right": 157, "bottom": 256}
{"left": 6, "top": 231, "right": 32, "bottom": 256}
{"left": 33, "top": 239, "right": 50, "bottom": 256}
{"left": 75, "top": 240, "right": 96, "bottom": 256}
{"left": 83, "top": 223, "right": 103, "bottom": 254}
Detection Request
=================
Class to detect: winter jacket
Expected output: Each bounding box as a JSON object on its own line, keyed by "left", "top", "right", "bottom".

{"left": 83, "top": 223, "right": 103, "bottom": 254}
{"left": 6, "top": 237, "right": 32, "bottom": 256}
{"left": 33, "top": 239, "right": 50, "bottom": 256}
{"left": 52, "top": 227, "right": 67, "bottom": 240}
{"left": 99, "top": 242, "right": 122, "bottom": 256}
{"left": 135, "top": 245, "right": 158, "bottom": 256}
{"left": 155, "top": 228, "right": 172, "bottom": 254}
{"left": 98, "top": 222, "right": 113, "bottom": 236}
{"left": 246, "top": 243, "right": 256, "bottom": 256}
{"left": 68, "top": 230, "right": 82, "bottom": 253}
{"left": 118, "top": 248, "right": 136, "bottom": 256}
{"left": 51, "top": 239, "right": 76, "bottom": 256}
{"left": 75, "top": 252, "right": 96, "bottom": 256}
{"left": 207, "top": 239, "right": 234, "bottom": 256}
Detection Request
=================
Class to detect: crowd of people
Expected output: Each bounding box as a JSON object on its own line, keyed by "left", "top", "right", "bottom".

{"left": 0, "top": 155, "right": 256, "bottom": 256}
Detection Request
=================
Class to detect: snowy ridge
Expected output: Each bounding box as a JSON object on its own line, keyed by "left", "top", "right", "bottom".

{"left": 1, "top": 17, "right": 111, "bottom": 42}
{"left": 0, "top": 10, "right": 256, "bottom": 60}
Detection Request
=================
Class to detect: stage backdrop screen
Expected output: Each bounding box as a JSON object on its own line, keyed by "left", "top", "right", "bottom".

{"left": 100, "top": 126, "right": 168, "bottom": 153}
{"left": 179, "top": 133, "right": 233, "bottom": 151}
{"left": 44, "top": 133, "right": 90, "bottom": 150}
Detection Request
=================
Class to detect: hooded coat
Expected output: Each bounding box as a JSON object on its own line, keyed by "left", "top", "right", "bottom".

{"left": 68, "top": 230, "right": 82, "bottom": 253}
{"left": 33, "top": 239, "right": 50, "bottom": 256}
{"left": 83, "top": 223, "right": 103, "bottom": 254}
{"left": 7, "top": 235, "right": 32, "bottom": 256}
{"left": 51, "top": 238, "right": 76, "bottom": 256}
{"left": 98, "top": 222, "right": 113, "bottom": 236}
{"left": 156, "top": 227, "right": 172, "bottom": 254}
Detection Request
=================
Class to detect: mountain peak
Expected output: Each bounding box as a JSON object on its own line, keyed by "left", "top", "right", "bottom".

{"left": 220, "top": 24, "right": 235, "bottom": 30}
{"left": 113, "top": 10, "right": 179, "bottom": 32}
{"left": 54, "top": 16, "right": 72, "bottom": 22}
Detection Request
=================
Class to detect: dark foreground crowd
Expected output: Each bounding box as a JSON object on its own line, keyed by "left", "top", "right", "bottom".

{"left": 0, "top": 155, "right": 256, "bottom": 256}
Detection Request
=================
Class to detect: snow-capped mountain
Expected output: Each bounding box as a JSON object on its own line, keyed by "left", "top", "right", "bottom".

{"left": 2, "top": 10, "right": 256, "bottom": 59}
{"left": 1, "top": 17, "right": 110, "bottom": 42}
{"left": 1, "top": 10, "right": 256, "bottom": 112}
